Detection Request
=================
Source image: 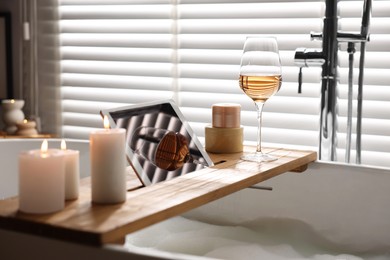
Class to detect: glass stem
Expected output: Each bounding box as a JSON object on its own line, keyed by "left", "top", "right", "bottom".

{"left": 255, "top": 101, "right": 265, "bottom": 154}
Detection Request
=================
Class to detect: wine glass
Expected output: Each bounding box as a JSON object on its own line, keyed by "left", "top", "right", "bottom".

{"left": 130, "top": 126, "right": 195, "bottom": 171}
{"left": 239, "top": 36, "right": 282, "bottom": 162}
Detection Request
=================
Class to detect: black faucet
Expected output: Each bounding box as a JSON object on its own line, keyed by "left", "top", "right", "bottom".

{"left": 294, "top": 0, "right": 372, "bottom": 162}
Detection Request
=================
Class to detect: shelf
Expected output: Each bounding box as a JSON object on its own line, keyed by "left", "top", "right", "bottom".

{"left": 0, "top": 133, "right": 56, "bottom": 139}
{"left": 0, "top": 147, "right": 316, "bottom": 246}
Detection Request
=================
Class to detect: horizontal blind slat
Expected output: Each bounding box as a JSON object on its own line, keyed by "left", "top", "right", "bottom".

{"left": 60, "top": 34, "right": 172, "bottom": 48}
{"left": 61, "top": 47, "right": 172, "bottom": 62}
{"left": 179, "top": 2, "right": 324, "bottom": 19}
{"left": 60, "top": 0, "right": 170, "bottom": 5}
{"left": 62, "top": 74, "right": 172, "bottom": 90}
{"left": 61, "top": 87, "right": 172, "bottom": 103}
{"left": 178, "top": 34, "right": 322, "bottom": 50}
{"left": 179, "top": 0, "right": 325, "bottom": 4}
{"left": 340, "top": 18, "right": 390, "bottom": 34}
{"left": 179, "top": 19, "right": 322, "bottom": 34}
{"left": 339, "top": 1, "right": 390, "bottom": 18}
{"left": 61, "top": 60, "right": 173, "bottom": 77}
{"left": 62, "top": 100, "right": 132, "bottom": 114}
{"left": 63, "top": 112, "right": 102, "bottom": 128}
{"left": 60, "top": 20, "right": 172, "bottom": 33}
{"left": 60, "top": 5, "right": 171, "bottom": 19}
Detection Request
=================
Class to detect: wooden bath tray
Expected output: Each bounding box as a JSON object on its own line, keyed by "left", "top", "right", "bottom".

{"left": 0, "top": 147, "right": 316, "bottom": 246}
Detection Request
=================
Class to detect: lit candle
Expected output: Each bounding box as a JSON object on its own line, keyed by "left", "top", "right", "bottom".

{"left": 90, "top": 116, "right": 126, "bottom": 204}
{"left": 18, "top": 140, "right": 65, "bottom": 214}
{"left": 61, "top": 139, "right": 80, "bottom": 200}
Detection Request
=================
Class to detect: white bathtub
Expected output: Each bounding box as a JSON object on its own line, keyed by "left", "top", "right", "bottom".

{"left": 1, "top": 139, "right": 390, "bottom": 259}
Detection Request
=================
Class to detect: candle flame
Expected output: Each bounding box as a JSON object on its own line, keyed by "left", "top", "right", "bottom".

{"left": 103, "top": 115, "right": 110, "bottom": 129}
{"left": 23, "top": 119, "right": 28, "bottom": 124}
{"left": 10, "top": 99, "right": 15, "bottom": 104}
{"left": 41, "top": 139, "right": 48, "bottom": 153}
{"left": 61, "top": 139, "right": 67, "bottom": 150}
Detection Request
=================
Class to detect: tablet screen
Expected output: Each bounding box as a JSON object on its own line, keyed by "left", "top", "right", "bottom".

{"left": 101, "top": 100, "right": 213, "bottom": 186}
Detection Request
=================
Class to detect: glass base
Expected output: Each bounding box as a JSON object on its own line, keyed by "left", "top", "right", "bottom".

{"left": 241, "top": 152, "right": 277, "bottom": 163}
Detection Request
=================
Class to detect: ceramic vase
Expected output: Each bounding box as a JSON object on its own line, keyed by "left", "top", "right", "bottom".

{"left": 1, "top": 99, "right": 25, "bottom": 135}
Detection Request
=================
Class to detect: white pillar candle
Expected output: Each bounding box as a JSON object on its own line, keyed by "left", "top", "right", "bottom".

{"left": 19, "top": 140, "right": 65, "bottom": 214}
{"left": 90, "top": 116, "right": 127, "bottom": 204}
{"left": 61, "top": 139, "right": 80, "bottom": 200}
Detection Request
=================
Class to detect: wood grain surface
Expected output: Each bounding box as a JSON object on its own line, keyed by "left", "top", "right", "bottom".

{"left": 0, "top": 147, "right": 316, "bottom": 245}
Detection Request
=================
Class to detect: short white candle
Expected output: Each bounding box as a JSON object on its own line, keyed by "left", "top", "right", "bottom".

{"left": 19, "top": 140, "right": 65, "bottom": 214}
{"left": 61, "top": 139, "right": 80, "bottom": 200}
{"left": 90, "top": 116, "right": 126, "bottom": 204}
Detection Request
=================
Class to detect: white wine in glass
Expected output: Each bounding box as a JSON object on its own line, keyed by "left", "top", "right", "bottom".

{"left": 239, "top": 36, "right": 282, "bottom": 162}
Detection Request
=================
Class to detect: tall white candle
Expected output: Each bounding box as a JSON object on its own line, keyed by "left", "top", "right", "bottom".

{"left": 19, "top": 140, "right": 65, "bottom": 214}
{"left": 61, "top": 139, "right": 80, "bottom": 200}
{"left": 90, "top": 116, "right": 126, "bottom": 204}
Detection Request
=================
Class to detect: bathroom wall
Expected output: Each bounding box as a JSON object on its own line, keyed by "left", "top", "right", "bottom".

{"left": 0, "top": 0, "right": 60, "bottom": 135}
{"left": 0, "top": 0, "right": 21, "bottom": 99}
{"left": 35, "top": 0, "right": 61, "bottom": 135}
{"left": 0, "top": 0, "right": 21, "bottom": 131}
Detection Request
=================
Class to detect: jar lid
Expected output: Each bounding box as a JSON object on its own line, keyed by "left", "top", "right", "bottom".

{"left": 212, "top": 103, "right": 241, "bottom": 128}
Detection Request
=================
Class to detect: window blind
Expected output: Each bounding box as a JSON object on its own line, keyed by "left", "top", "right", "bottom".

{"left": 58, "top": 0, "right": 390, "bottom": 168}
